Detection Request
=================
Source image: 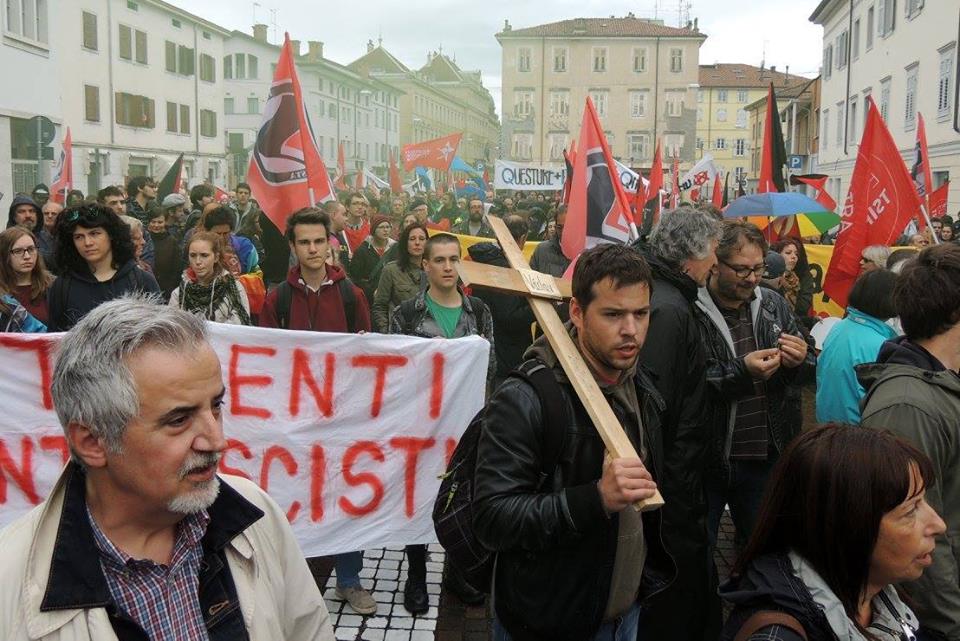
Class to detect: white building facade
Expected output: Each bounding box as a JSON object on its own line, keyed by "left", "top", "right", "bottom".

{"left": 811, "top": 0, "right": 959, "bottom": 215}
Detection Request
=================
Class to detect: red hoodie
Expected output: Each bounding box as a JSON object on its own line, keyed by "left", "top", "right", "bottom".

{"left": 259, "top": 263, "right": 370, "bottom": 333}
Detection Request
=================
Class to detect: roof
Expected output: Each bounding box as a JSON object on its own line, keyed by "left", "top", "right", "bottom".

{"left": 348, "top": 45, "right": 410, "bottom": 75}
{"left": 744, "top": 77, "right": 819, "bottom": 112}
{"left": 809, "top": 0, "right": 841, "bottom": 24}
{"left": 145, "top": 0, "right": 231, "bottom": 36}
{"left": 699, "top": 63, "right": 810, "bottom": 89}
{"left": 496, "top": 17, "right": 705, "bottom": 40}
{"left": 419, "top": 53, "right": 463, "bottom": 83}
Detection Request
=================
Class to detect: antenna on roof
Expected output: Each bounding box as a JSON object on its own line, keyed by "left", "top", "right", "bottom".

{"left": 269, "top": 8, "right": 278, "bottom": 44}
{"left": 377, "top": 26, "right": 382, "bottom": 47}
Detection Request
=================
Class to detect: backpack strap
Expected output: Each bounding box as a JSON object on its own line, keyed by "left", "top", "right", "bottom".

{"left": 511, "top": 359, "right": 568, "bottom": 486}
{"left": 466, "top": 295, "right": 488, "bottom": 337}
{"left": 338, "top": 277, "right": 357, "bottom": 334}
{"left": 397, "top": 297, "right": 418, "bottom": 334}
{"left": 733, "top": 611, "right": 808, "bottom": 641}
{"left": 276, "top": 281, "right": 292, "bottom": 330}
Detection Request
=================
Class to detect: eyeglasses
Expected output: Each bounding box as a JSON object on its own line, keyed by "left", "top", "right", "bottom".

{"left": 720, "top": 259, "right": 766, "bottom": 279}
{"left": 10, "top": 246, "right": 37, "bottom": 257}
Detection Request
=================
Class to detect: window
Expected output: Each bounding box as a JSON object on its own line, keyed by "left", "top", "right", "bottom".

{"left": 513, "top": 90, "right": 533, "bottom": 117}
{"left": 836, "top": 101, "right": 845, "bottom": 145}
{"left": 821, "top": 108, "right": 829, "bottom": 149}
{"left": 853, "top": 19, "right": 861, "bottom": 60}
{"left": 511, "top": 133, "right": 533, "bottom": 160}
{"left": 166, "top": 101, "right": 177, "bottom": 132}
{"left": 590, "top": 91, "right": 608, "bottom": 117}
{"left": 878, "top": 0, "right": 895, "bottom": 37}
{"left": 553, "top": 47, "right": 566, "bottom": 72}
{"left": 905, "top": 63, "right": 918, "bottom": 129}
{"left": 593, "top": 47, "right": 607, "bottom": 72}
{"left": 180, "top": 104, "right": 190, "bottom": 134}
{"left": 84, "top": 85, "right": 100, "bottom": 122}
{"left": 119, "top": 24, "right": 131, "bottom": 60}
{"left": 548, "top": 134, "right": 568, "bottom": 161}
{"left": 867, "top": 6, "right": 875, "bottom": 49}
{"left": 837, "top": 31, "right": 849, "bottom": 69}
{"left": 880, "top": 77, "right": 891, "bottom": 121}
{"left": 849, "top": 99, "right": 858, "bottom": 142}
{"left": 224, "top": 97, "right": 234, "bottom": 114}
{"left": 549, "top": 91, "right": 569, "bottom": 117}
{"left": 627, "top": 134, "right": 649, "bottom": 160}
{"left": 670, "top": 48, "right": 683, "bottom": 72}
{"left": 665, "top": 91, "right": 684, "bottom": 117}
{"left": 518, "top": 47, "right": 531, "bottom": 72}
{"left": 171, "top": 18, "right": 180, "bottom": 28}
{"left": 632, "top": 47, "right": 646, "bottom": 72}
{"left": 824, "top": 45, "right": 834, "bottom": 80}
{"left": 247, "top": 96, "right": 259, "bottom": 114}
{"left": 697, "top": 107, "right": 703, "bottom": 122}
{"left": 199, "top": 54, "right": 215, "bottom": 82}
{"left": 223, "top": 55, "right": 232, "bottom": 79}
{"left": 82, "top": 11, "right": 97, "bottom": 50}
{"left": 717, "top": 89, "right": 728, "bottom": 103}
{"left": 735, "top": 139, "right": 746, "bottom": 157}
{"left": 629, "top": 91, "right": 648, "bottom": 118}
{"left": 696, "top": 137, "right": 704, "bottom": 150}
{"left": 906, "top": 0, "right": 923, "bottom": 19}
{"left": 165, "top": 42, "right": 194, "bottom": 75}
{"left": 715, "top": 138, "right": 727, "bottom": 150}
{"left": 327, "top": 103, "right": 335, "bottom": 119}
{"left": 127, "top": 1, "right": 138, "bottom": 10}
{"left": 716, "top": 108, "right": 727, "bottom": 122}
{"left": 236, "top": 53, "right": 246, "bottom": 78}
{"left": 738, "top": 89, "right": 749, "bottom": 103}
{"left": 939, "top": 47, "right": 955, "bottom": 119}
{"left": 200, "top": 109, "right": 217, "bottom": 137}
{"left": 115, "top": 92, "right": 155, "bottom": 128}
{"left": 5, "top": 0, "right": 49, "bottom": 43}
{"left": 736, "top": 109, "right": 747, "bottom": 128}
{"left": 248, "top": 54, "right": 258, "bottom": 79}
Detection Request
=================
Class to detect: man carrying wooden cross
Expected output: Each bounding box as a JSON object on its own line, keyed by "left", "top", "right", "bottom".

{"left": 471, "top": 241, "right": 675, "bottom": 641}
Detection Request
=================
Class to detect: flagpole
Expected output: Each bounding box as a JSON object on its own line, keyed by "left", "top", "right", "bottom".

{"left": 919, "top": 202, "right": 940, "bottom": 244}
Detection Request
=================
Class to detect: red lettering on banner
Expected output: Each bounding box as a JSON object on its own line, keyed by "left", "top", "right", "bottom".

{"left": 389, "top": 437, "right": 436, "bottom": 518}
{"left": 0, "top": 336, "right": 53, "bottom": 410}
{"left": 260, "top": 445, "right": 301, "bottom": 522}
{"left": 0, "top": 437, "right": 39, "bottom": 504}
{"left": 430, "top": 353, "right": 445, "bottom": 419}
{"left": 40, "top": 435, "right": 70, "bottom": 466}
{"left": 290, "top": 350, "right": 335, "bottom": 418}
{"left": 229, "top": 345, "right": 276, "bottom": 419}
{"left": 351, "top": 355, "right": 408, "bottom": 418}
{"left": 338, "top": 441, "right": 385, "bottom": 516}
{"left": 310, "top": 444, "right": 326, "bottom": 522}
{"left": 220, "top": 438, "right": 253, "bottom": 480}
{"left": 445, "top": 438, "right": 458, "bottom": 468}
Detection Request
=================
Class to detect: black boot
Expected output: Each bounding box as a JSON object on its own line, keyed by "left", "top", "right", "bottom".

{"left": 403, "top": 578, "right": 429, "bottom": 615}
{"left": 443, "top": 565, "right": 485, "bottom": 606}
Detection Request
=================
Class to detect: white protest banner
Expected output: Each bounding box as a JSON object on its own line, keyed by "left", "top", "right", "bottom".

{"left": 678, "top": 154, "right": 720, "bottom": 192}
{"left": 494, "top": 159, "right": 566, "bottom": 191}
{"left": 0, "top": 324, "right": 488, "bottom": 556}
{"left": 614, "top": 160, "right": 649, "bottom": 196}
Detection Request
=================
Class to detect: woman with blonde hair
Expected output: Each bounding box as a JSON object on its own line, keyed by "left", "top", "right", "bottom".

{"left": 0, "top": 226, "right": 55, "bottom": 325}
{"left": 169, "top": 231, "right": 251, "bottom": 325}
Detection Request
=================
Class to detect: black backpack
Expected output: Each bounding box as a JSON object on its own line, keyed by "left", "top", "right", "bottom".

{"left": 274, "top": 278, "right": 357, "bottom": 333}
{"left": 432, "top": 358, "right": 568, "bottom": 593}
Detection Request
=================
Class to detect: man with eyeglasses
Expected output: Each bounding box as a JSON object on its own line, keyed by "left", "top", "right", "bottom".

{"left": 695, "top": 221, "right": 816, "bottom": 555}
{"left": 342, "top": 191, "right": 371, "bottom": 254}
{"left": 529, "top": 205, "right": 570, "bottom": 278}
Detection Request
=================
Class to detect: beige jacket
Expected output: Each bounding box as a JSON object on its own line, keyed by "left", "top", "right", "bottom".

{"left": 0, "top": 469, "right": 333, "bottom": 641}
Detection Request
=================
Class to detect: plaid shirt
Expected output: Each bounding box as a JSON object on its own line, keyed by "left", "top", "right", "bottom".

{"left": 87, "top": 506, "right": 210, "bottom": 641}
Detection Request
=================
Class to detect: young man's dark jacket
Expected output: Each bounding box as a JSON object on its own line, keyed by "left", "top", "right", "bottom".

{"left": 148, "top": 228, "right": 183, "bottom": 298}
{"left": 695, "top": 285, "right": 817, "bottom": 477}
{"left": 47, "top": 259, "right": 161, "bottom": 332}
{"left": 472, "top": 329, "right": 675, "bottom": 641}
{"left": 632, "top": 244, "right": 714, "bottom": 639}
{"left": 466, "top": 242, "right": 535, "bottom": 379}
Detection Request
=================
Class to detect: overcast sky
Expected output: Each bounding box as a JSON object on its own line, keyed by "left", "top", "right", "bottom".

{"left": 195, "top": 0, "right": 824, "bottom": 114}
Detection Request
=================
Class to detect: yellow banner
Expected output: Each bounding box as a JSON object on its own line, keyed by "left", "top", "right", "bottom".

{"left": 804, "top": 244, "right": 846, "bottom": 319}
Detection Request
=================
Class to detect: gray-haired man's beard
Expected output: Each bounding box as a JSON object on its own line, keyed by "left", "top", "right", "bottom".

{"left": 167, "top": 452, "right": 222, "bottom": 514}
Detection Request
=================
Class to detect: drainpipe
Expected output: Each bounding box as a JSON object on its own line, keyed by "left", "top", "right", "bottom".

{"left": 843, "top": 0, "right": 853, "bottom": 155}
{"left": 652, "top": 37, "right": 661, "bottom": 144}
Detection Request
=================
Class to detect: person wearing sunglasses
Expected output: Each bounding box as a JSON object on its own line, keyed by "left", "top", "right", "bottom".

{"left": 46, "top": 203, "right": 160, "bottom": 331}
{"left": 720, "top": 425, "right": 943, "bottom": 641}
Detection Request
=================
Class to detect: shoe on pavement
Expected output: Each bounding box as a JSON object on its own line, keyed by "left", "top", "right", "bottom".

{"left": 443, "top": 567, "right": 485, "bottom": 606}
{"left": 403, "top": 578, "right": 429, "bottom": 615}
{"left": 336, "top": 585, "right": 377, "bottom": 615}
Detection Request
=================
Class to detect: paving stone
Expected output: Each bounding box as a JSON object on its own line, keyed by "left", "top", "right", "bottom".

{"left": 361, "top": 629, "right": 386, "bottom": 641}
{"left": 392, "top": 617, "right": 415, "bottom": 630}
{"left": 338, "top": 614, "right": 364, "bottom": 628}
{"left": 334, "top": 627, "right": 359, "bottom": 641}
{"left": 373, "top": 591, "right": 394, "bottom": 604}
{"left": 384, "top": 630, "right": 411, "bottom": 641}
{"left": 425, "top": 562, "right": 444, "bottom": 573}
{"left": 376, "top": 579, "right": 400, "bottom": 592}
{"left": 380, "top": 559, "right": 400, "bottom": 570}
{"left": 383, "top": 550, "right": 404, "bottom": 560}
{"left": 426, "top": 583, "right": 441, "bottom": 595}
{"left": 360, "top": 567, "right": 376, "bottom": 578}
{"left": 375, "top": 569, "right": 400, "bottom": 581}
{"left": 414, "top": 618, "right": 438, "bottom": 630}
{"left": 410, "top": 631, "right": 434, "bottom": 641}
{"left": 425, "top": 572, "right": 442, "bottom": 583}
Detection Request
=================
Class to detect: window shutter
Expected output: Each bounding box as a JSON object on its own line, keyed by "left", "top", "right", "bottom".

{"left": 180, "top": 105, "right": 190, "bottom": 134}
{"left": 84, "top": 85, "right": 100, "bottom": 122}
{"left": 82, "top": 12, "right": 98, "bottom": 50}
{"left": 166, "top": 102, "right": 177, "bottom": 132}
{"left": 165, "top": 41, "right": 176, "bottom": 72}
{"left": 119, "top": 25, "right": 132, "bottom": 60}
{"left": 135, "top": 30, "right": 147, "bottom": 64}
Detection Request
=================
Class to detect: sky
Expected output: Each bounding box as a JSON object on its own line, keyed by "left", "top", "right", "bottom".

{"left": 195, "top": 0, "right": 825, "bottom": 115}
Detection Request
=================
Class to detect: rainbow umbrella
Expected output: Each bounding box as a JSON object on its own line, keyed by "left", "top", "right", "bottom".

{"left": 724, "top": 192, "right": 840, "bottom": 236}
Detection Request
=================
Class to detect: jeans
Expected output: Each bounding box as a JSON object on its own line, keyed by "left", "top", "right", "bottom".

{"left": 706, "top": 446, "right": 779, "bottom": 550}
{"left": 491, "top": 602, "right": 642, "bottom": 641}
{"left": 334, "top": 551, "right": 365, "bottom": 589}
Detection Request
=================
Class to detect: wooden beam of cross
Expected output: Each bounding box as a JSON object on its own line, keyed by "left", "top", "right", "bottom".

{"left": 459, "top": 216, "right": 664, "bottom": 512}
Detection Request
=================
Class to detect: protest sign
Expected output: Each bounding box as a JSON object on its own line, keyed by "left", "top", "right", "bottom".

{"left": 0, "top": 324, "right": 489, "bottom": 557}
{"left": 494, "top": 160, "right": 566, "bottom": 191}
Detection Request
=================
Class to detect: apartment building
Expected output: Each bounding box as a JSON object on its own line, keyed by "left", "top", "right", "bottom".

{"left": 496, "top": 15, "right": 705, "bottom": 170}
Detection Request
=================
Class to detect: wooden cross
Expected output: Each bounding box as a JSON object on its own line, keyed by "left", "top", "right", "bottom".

{"left": 458, "top": 216, "right": 664, "bottom": 511}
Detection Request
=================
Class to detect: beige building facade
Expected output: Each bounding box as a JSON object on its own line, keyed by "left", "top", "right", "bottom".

{"left": 496, "top": 16, "right": 705, "bottom": 171}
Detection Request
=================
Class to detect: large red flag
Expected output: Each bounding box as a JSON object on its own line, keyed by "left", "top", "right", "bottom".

{"left": 561, "top": 97, "right": 635, "bottom": 260}
{"left": 335, "top": 143, "right": 347, "bottom": 190}
{"left": 49, "top": 127, "right": 72, "bottom": 204}
{"left": 757, "top": 84, "right": 787, "bottom": 193}
{"left": 792, "top": 174, "right": 838, "bottom": 212}
{"left": 929, "top": 181, "right": 949, "bottom": 218}
{"left": 823, "top": 97, "right": 922, "bottom": 306}
{"left": 247, "top": 33, "right": 334, "bottom": 231}
{"left": 401, "top": 133, "right": 461, "bottom": 172}
{"left": 388, "top": 151, "right": 402, "bottom": 193}
{"left": 711, "top": 173, "right": 724, "bottom": 209}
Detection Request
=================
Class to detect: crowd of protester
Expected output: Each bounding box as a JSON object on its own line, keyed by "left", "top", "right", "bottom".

{"left": 2, "top": 177, "right": 960, "bottom": 641}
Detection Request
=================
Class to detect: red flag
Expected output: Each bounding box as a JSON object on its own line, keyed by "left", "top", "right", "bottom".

{"left": 335, "top": 143, "right": 347, "bottom": 190}
{"left": 49, "top": 127, "right": 72, "bottom": 204}
{"left": 758, "top": 84, "right": 787, "bottom": 193}
{"left": 792, "top": 174, "right": 838, "bottom": 212}
{"left": 711, "top": 173, "right": 724, "bottom": 209}
{"left": 214, "top": 185, "right": 230, "bottom": 203}
{"left": 670, "top": 154, "right": 680, "bottom": 209}
{"left": 482, "top": 166, "right": 490, "bottom": 188}
{"left": 354, "top": 170, "right": 364, "bottom": 190}
{"left": 690, "top": 187, "right": 701, "bottom": 202}
{"left": 247, "top": 34, "right": 334, "bottom": 231}
{"left": 929, "top": 181, "right": 950, "bottom": 218}
{"left": 389, "top": 151, "right": 402, "bottom": 193}
{"left": 823, "top": 97, "right": 922, "bottom": 307}
{"left": 911, "top": 112, "right": 934, "bottom": 229}
{"left": 645, "top": 140, "right": 663, "bottom": 205}
{"left": 561, "top": 97, "right": 635, "bottom": 260}
{"left": 401, "top": 133, "right": 462, "bottom": 171}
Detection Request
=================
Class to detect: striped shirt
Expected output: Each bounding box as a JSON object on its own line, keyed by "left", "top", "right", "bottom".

{"left": 719, "top": 302, "right": 770, "bottom": 460}
{"left": 86, "top": 506, "right": 211, "bottom": 641}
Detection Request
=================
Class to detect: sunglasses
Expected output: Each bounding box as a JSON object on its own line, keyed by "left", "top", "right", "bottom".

{"left": 64, "top": 208, "right": 104, "bottom": 225}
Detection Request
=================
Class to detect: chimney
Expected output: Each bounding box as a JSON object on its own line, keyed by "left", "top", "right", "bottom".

{"left": 503, "top": 19, "right": 512, "bottom": 32}
{"left": 290, "top": 39, "right": 301, "bottom": 57}
{"left": 308, "top": 40, "right": 324, "bottom": 61}
{"left": 252, "top": 23, "right": 268, "bottom": 42}
{"left": 693, "top": 17, "right": 698, "bottom": 31}
{"left": 784, "top": 64, "right": 790, "bottom": 85}
{"left": 367, "top": 39, "right": 375, "bottom": 53}
{"left": 770, "top": 65, "right": 777, "bottom": 73}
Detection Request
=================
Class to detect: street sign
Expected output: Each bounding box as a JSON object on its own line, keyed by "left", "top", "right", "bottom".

{"left": 26, "top": 116, "right": 56, "bottom": 146}
{"left": 787, "top": 154, "right": 806, "bottom": 170}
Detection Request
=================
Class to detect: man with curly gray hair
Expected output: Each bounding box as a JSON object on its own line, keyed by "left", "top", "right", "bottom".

{"left": 633, "top": 206, "right": 723, "bottom": 640}
{"left": 0, "top": 295, "right": 333, "bottom": 641}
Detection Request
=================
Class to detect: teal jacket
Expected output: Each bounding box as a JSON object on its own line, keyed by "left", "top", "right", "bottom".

{"left": 1, "top": 294, "right": 46, "bottom": 333}
{"left": 815, "top": 307, "right": 896, "bottom": 424}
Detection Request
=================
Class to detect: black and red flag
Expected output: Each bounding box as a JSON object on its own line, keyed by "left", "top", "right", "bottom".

{"left": 757, "top": 83, "right": 787, "bottom": 193}
{"left": 790, "top": 173, "right": 838, "bottom": 212}
{"left": 157, "top": 153, "right": 184, "bottom": 201}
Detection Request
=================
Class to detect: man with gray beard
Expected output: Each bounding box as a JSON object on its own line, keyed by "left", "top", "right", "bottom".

{"left": 0, "top": 296, "right": 333, "bottom": 641}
